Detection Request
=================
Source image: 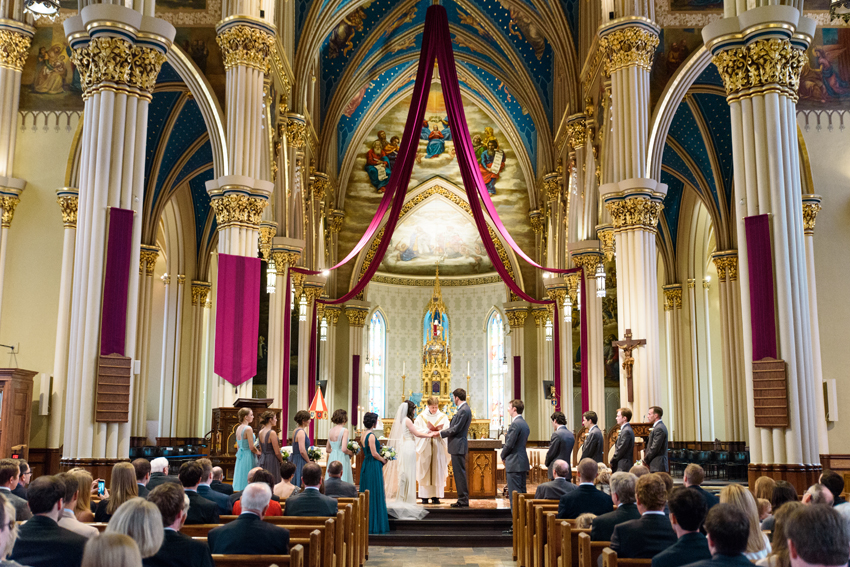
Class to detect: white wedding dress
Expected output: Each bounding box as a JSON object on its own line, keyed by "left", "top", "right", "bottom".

{"left": 385, "top": 403, "right": 429, "bottom": 520}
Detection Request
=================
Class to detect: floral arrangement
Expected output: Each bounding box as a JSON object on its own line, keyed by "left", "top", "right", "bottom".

{"left": 307, "top": 445, "right": 323, "bottom": 462}
{"left": 280, "top": 447, "right": 291, "bottom": 460}
{"left": 380, "top": 446, "right": 397, "bottom": 461}
{"left": 347, "top": 440, "right": 361, "bottom": 455}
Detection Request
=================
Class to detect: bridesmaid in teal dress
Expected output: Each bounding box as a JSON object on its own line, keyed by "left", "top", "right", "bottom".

{"left": 325, "top": 409, "right": 354, "bottom": 483}
{"left": 290, "top": 410, "right": 312, "bottom": 488}
{"left": 233, "top": 407, "right": 261, "bottom": 491}
{"left": 359, "top": 412, "right": 389, "bottom": 534}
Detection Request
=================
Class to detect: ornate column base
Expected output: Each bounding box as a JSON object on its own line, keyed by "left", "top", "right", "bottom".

{"left": 60, "top": 458, "right": 130, "bottom": 484}
{"left": 748, "top": 463, "right": 822, "bottom": 494}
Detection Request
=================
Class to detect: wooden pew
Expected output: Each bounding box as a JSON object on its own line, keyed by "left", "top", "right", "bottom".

{"left": 533, "top": 505, "right": 560, "bottom": 567}
{"left": 199, "top": 533, "right": 318, "bottom": 567}
{"left": 578, "top": 532, "right": 610, "bottom": 567}
{"left": 560, "top": 522, "right": 591, "bottom": 567}
{"left": 601, "top": 548, "right": 652, "bottom": 567}
{"left": 212, "top": 543, "right": 304, "bottom": 567}
{"left": 523, "top": 498, "right": 559, "bottom": 567}
{"left": 514, "top": 492, "right": 534, "bottom": 563}
{"left": 544, "top": 517, "right": 568, "bottom": 567}
{"left": 338, "top": 496, "right": 364, "bottom": 567}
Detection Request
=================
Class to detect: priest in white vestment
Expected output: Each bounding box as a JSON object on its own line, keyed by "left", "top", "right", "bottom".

{"left": 415, "top": 396, "right": 450, "bottom": 504}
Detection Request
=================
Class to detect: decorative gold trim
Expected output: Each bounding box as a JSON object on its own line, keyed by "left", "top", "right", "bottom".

{"left": 210, "top": 194, "right": 268, "bottom": 229}
{"left": 662, "top": 285, "right": 683, "bottom": 311}
{"left": 0, "top": 195, "right": 20, "bottom": 228}
{"left": 0, "top": 28, "right": 32, "bottom": 72}
{"left": 571, "top": 250, "right": 603, "bottom": 274}
{"left": 71, "top": 38, "right": 167, "bottom": 100}
{"left": 191, "top": 281, "right": 211, "bottom": 306}
{"left": 139, "top": 245, "right": 159, "bottom": 276}
{"left": 529, "top": 209, "right": 544, "bottom": 234}
{"left": 599, "top": 27, "right": 660, "bottom": 75}
{"left": 344, "top": 306, "right": 369, "bottom": 327}
{"left": 596, "top": 225, "right": 615, "bottom": 262}
{"left": 567, "top": 114, "right": 588, "bottom": 150}
{"left": 712, "top": 38, "right": 808, "bottom": 101}
{"left": 605, "top": 196, "right": 664, "bottom": 232}
{"left": 711, "top": 252, "right": 738, "bottom": 282}
{"left": 57, "top": 194, "right": 78, "bottom": 228}
{"left": 504, "top": 308, "right": 528, "bottom": 328}
{"left": 371, "top": 274, "right": 502, "bottom": 286}
{"left": 802, "top": 196, "right": 822, "bottom": 235}
{"left": 259, "top": 222, "right": 276, "bottom": 260}
{"left": 215, "top": 24, "right": 274, "bottom": 73}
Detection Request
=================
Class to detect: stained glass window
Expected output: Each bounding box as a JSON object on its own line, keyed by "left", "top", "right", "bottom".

{"left": 367, "top": 311, "right": 386, "bottom": 417}
{"left": 487, "top": 310, "right": 506, "bottom": 430}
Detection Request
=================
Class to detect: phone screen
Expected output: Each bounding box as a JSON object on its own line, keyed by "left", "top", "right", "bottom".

{"left": 97, "top": 480, "right": 105, "bottom": 495}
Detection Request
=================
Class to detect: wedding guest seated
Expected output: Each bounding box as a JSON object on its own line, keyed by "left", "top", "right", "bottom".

{"left": 13, "top": 461, "right": 29, "bottom": 501}
{"left": 105, "top": 498, "right": 163, "bottom": 559}
{"left": 194, "top": 459, "right": 231, "bottom": 515}
{"left": 596, "top": 469, "right": 612, "bottom": 496}
{"left": 786, "top": 505, "right": 849, "bottom": 567}
{"left": 324, "top": 461, "right": 358, "bottom": 499}
{"left": 762, "top": 481, "right": 797, "bottom": 533}
{"left": 802, "top": 483, "right": 833, "bottom": 506}
{"left": 145, "top": 483, "right": 214, "bottom": 567}
{"left": 232, "top": 471, "right": 282, "bottom": 516}
{"left": 284, "top": 464, "right": 338, "bottom": 517}
{"left": 81, "top": 533, "right": 142, "bottom": 567}
{"left": 652, "top": 487, "right": 711, "bottom": 567}
{"left": 273, "top": 462, "right": 302, "bottom": 500}
{"left": 133, "top": 459, "right": 151, "bottom": 498}
{"left": 757, "top": 499, "right": 772, "bottom": 522}
{"left": 591, "top": 472, "right": 640, "bottom": 541}
{"left": 208, "top": 483, "right": 290, "bottom": 555}
{"left": 0, "top": 459, "right": 30, "bottom": 521}
{"left": 10, "top": 476, "right": 88, "bottom": 567}
{"left": 683, "top": 464, "right": 718, "bottom": 509}
{"left": 535, "top": 460, "right": 576, "bottom": 500}
{"left": 609, "top": 474, "right": 677, "bottom": 560}
{"left": 0, "top": 494, "right": 23, "bottom": 566}
{"left": 177, "top": 462, "right": 218, "bottom": 525}
{"left": 630, "top": 464, "right": 650, "bottom": 478}
{"left": 756, "top": 501, "right": 804, "bottom": 567}
{"left": 56, "top": 473, "right": 98, "bottom": 539}
{"left": 557, "top": 458, "right": 614, "bottom": 520}
{"left": 819, "top": 470, "right": 846, "bottom": 506}
{"left": 209, "top": 468, "right": 233, "bottom": 496}
{"left": 95, "top": 462, "right": 139, "bottom": 523}
{"left": 682, "top": 504, "right": 761, "bottom": 567}
{"left": 720, "top": 484, "right": 771, "bottom": 561}
{"left": 69, "top": 469, "right": 95, "bottom": 522}
{"left": 577, "top": 513, "right": 596, "bottom": 529}
{"left": 228, "top": 467, "right": 264, "bottom": 507}
{"left": 146, "top": 458, "right": 179, "bottom": 492}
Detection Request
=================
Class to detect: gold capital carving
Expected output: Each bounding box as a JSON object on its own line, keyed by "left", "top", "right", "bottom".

{"left": 305, "top": 286, "right": 324, "bottom": 304}
{"left": 543, "top": 173, "right": 562, "bottom": 202}
{"left": 139, "top": 246, "right": 159, "bottom": 276}
{"left": 191, "top": 282, "right": 210, "bottom": 306}
{"left": 258, "top": 223, "right": 276, "bottom": 260}
{"left": 344, "top": 307, "right": 369, "bottom": 328}
{"left": 532, "top": 307, "right": 549, "bottom": 327}
{"left": 57, "top": 194, "right": 78, "bottom": 228}
{"left": 286, "top": 120, "right": 307, "bottom": 150}
{"left": 215, "top": 25, "right": 274, "bottom": 73}
{"left": 571, "top": 251, "right": 603, "bottom": 274}
{"left": 70, "top": 38, "right": 167, "bottom": 100}
{"left": 529, "top": 210, "right": 544, "bottom": 234}
{"left": 599, "top": 27, "right": 659, "bottom": 75}
{"left": 177, "top": 274, "right": 186, "bottom": 285}
{"left": 210, "top": 194, "right": 268, "bottom": 229}
{"left": 605, "top": 197, "right": 664, "bottom": 231}
{"left": 325, "top": 305, "right": 341, "bottom": 325}
{"left": 802, "top": 199, "right": 822, "bottom": 235}
{"left": 597, "top": 226, "right": 615, "bottom": 262}
{"left": 566, "top": 273, "right": 581, "bottom": 304}
{"left": 687, "top": 278, "right": 695, "bottom": 289}
{"left": 0, "top": 29, "right": 32, "bottom": 72}
{"left": 567, "top": 117, "right": 588, "bottom": 150}
{"left": 711, "top": 38, "right": 808, "bottom": 100}
{"left": 712, "top": 253, "right": 738, "bottom": 282}
{"left": 505, "top": 309, "right": 528, "bottom": 329}
{"left": 328, "top": 209, "right": 345, "bottom": 233}
{"left": 663, "top": 286, "right": 683, "bottom": 311}
{"left": 311, "top": 172, "right": 330, "bottom": 202}
{"left": 271, "top": 250, "right": 301, "bottom": 275}
{"left": 0, "top": 195, "right": 20, "bottom": 228}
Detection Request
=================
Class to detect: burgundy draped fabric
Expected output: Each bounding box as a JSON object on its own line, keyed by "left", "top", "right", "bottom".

{"left": 352, "top": 354, "right": 361, "bottom": 425}
{"left": 308, "top": 300, "right": 318, "bottom": 439}
{"left": 513, "top": 356, "right": 522, "bottom": 399}
{"left": 100, "top": 208, "right": 134, "bottom": 356}
{"left": 281, "top": 270, "right": 292, "bottom": 435}
{"left": 215, "top": 254, "right": 261, "bottom": 386}
{"left": 745, "top": 215, "right": 778, "bottom": 360}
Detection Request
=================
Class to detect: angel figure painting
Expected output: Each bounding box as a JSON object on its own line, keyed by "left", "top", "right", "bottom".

{"left": 799, "top": 29, "right": 850, "bottom": 110}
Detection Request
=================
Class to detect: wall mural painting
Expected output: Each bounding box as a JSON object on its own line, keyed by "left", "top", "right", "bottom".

{"left": 174, "top": 27, "right": 226, "bottom": 106}
{"left": 572, "top": 262, "right": 619, "bottom": 387}
{"left": 19, "top": 26, "right": 82, "bottom": 111}
{"left": 649, "top": 28, "right": 704, "bottom": 110}
{"left": 799, "top": 28, "right": 850, "bottom": 110}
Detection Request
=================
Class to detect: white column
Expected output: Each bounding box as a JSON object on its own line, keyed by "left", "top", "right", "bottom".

{"left": 702, "top": 278, "right": 716, "bottom": 440}
{"left": 267, "top": 242, "right": 303, "bottom": 413}
{"left": 48, "top": 189, "right": 78, "bottom": 449}
{"left": 687, "top": 279, "right": 702, "bottom": 441}
{"left": 504, "top": 303, "right": 529, "bottom": 402}
{"left": 532, "top": 307, "right": 552, "bottom": 435}
{"left": 662, "top": 285, "right": 684, "bottom": 440}
{"left": 133, "top": 245, "right": 159, "bottom": 439}
{"left": 184, "top": 281, "right": 210, "bottom": 437}
{"left": 62, "top": 6, "right": 175, "bottom": 463}
{"left": 318, "top": 305, "right": 340, "bottom": 439}
{"left": 712, "top": 252, "right": 746, "bottom": 442}
{"left": 344, "top": 302, "right": 370, "bottom": 426}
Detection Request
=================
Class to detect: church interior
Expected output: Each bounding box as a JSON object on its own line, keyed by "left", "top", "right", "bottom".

{"left": 0, "top": 0, "right": 847, "bottom": 547}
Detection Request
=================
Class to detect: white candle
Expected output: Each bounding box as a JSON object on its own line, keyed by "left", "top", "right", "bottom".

{"left": 467, "top": 361, "right": 470, "bottom": 376}
{"left": 403, "top": 361, "right": 406, "bottom": 376}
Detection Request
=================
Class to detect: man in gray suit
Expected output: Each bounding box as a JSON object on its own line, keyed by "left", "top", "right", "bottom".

{"left": 324, "top": 461, "right": 358, "bottom": 498}
{"left": 536, "top": 460, "right": 577, "bottom": 500}
{"left": 501, "top": 399, "right": 530, "bottom": 515}
{"left": 612, "top": 407, "right": 635, "bottom": 473}
{"left": 580, "top": 411, "right": 604, "bottom": 463}
{"left": 440, "top": 388, "right": 472, "bottom": 507}
{"left": 545, "top": 412, "right": 575, "bottom": 480}
{"left": 643, "top": 406, "right": 668, "bottom": 473}
{"left": 284, "top": 464, "right": 338, "bottom": 517}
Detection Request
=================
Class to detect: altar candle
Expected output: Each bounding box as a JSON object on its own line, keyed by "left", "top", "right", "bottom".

{"left": 467, "top": 361, "right": 470, "bottom": 376}
{"left": 403, "top": 361, "right": 406, "bottom": 376}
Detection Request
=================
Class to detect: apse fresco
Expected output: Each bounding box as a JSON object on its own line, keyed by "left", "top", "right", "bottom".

{"left": 19, "top": 27, "right": 83, "bottom": 111}
{"left": 650, "top": 28, "right": 704, "bottom": 110}
{"left": 174, "top": 27, "right": 226, "bottom": 105}
{"left": 798, "top": 28, "right": 850, "bottom": 110}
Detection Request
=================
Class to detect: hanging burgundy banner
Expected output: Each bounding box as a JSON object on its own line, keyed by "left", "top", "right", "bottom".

{"left": 100, "top": 207, "right": 134, "bottom": 356}
{"left": 215, "top": 254, "right": 261, "bottom": 386}
{"left": 745, "top": 215, "right": 778, "bottom": 360}
{"left": 281, "top": 270, "right": 292, "bottom": 436}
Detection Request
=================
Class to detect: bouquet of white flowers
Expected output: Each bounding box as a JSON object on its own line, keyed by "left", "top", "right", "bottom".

{"left": 380, "top": 446, "right": 397, "bottom": 461}
{"left": 280, "top": 447, "right": 291, "bottom": 460}
{"left": 347, "top": 440, "right": 361, "bottom": 455}
{"left": 307, "top": 445, "right": 323, "bottom": 462}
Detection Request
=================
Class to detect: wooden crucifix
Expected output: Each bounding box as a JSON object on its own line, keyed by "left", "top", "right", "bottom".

{"left": 612, "top": 329, "right": 646, "bottom": 403}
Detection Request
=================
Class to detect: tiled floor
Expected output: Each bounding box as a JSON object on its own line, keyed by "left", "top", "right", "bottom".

{"left": 367, "top": 546, "right": 517, "bottom": 566}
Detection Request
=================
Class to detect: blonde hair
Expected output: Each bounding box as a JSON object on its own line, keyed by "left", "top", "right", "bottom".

{"left": 765, "top": 501, "right": 804, "bottom": 567}
{"left": 106, "top": 498, "right": 163, "bottom": 558}
{"left": 576, "top": 513, "right": 596, "bottom": 529}
{"left": 720, "top": 484, "right": 766, "bottom": 554}
{"left": 106, "top": 463, "right": 139, "bottom": 515}
{"left": 0, "top": 495, "right": 17, "bottom": 559}
{"left": 82, "top": 533, "right": 142, "bottom": 567}
{"left": 754, "top": 476, "right": 776, "bottom": 502}
{"left": 427, "top": 396, "right": 440, "bottom": 406}
{"left": 70, "top": 469, "right": 94, "bottom": 516}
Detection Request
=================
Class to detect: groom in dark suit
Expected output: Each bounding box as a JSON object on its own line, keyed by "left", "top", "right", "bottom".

{"left": 440, "top": 388, "right": 472, "bottom": 507}
{"left": 580, "top": 411, "right": 604, "bottom": 463}
{"left": 501, "top": 399, "right": 530, "bottom": 513}
{"left": 612, "top": 408, "right": 635, "bottom": 473}
{"left": 644, "top": 406, "right": 668, "bottom": 473}
{"left": 545, "top": 411, "right": 575, "bottom": 480}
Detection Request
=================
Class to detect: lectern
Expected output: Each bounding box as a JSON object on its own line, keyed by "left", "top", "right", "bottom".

{"left": 209, "top": 398, "right": 280, "bottom": 482}
{"left": 0, "top": 369, "right": 34, "bottom": 460}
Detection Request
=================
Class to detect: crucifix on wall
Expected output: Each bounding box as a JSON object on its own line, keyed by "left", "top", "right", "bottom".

{"left": 612, "top": 329, "right": 646, "bottom": 403}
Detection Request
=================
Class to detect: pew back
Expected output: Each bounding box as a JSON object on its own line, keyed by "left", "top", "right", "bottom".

{"left": 212, "top": 542, "right": 305, "bottom": 567}
{"left": 601, "top": 548, "right": 652, "bottom": 567}
{"left": 578, "top": 532, "right": 609, "bottom": 567}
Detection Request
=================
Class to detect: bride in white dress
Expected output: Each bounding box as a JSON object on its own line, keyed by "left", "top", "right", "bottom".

{"left": 384, "top": 400, "right": 437, "bottom": 519}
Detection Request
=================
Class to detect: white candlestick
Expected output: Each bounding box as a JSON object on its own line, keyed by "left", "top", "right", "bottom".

{"left": 467, "top": 361, "right": 470, "bottom": 376}
{"left": 403, "top": 361, "right": 405, "bottom": 376}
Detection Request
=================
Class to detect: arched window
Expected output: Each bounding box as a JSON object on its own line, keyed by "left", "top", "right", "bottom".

{"left": 487, "top": 310, "right": 506, "bottom": 431}
{"left": 367, "top": 311, "right": 387, "bottom": 417}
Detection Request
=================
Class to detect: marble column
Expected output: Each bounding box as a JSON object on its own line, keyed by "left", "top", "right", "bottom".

{"left": 344, "top": 302, "right": 370, "bottom": 426}
{"left": 297, "top": 276, "right": 327, "bottom": 414}
{"left": 156, "top": 274, "right": 187, "bottom": 439}
{"left": 267, "top": 241, "right": 302, "bottom": 422}
{"left": 712, "top": 251, "right": 746, "bottom": 442}
{"left": 503, "top": 302, "right": 529, "bottom": 402}
{"left": 532, "top": 306, "right": 552, "bottom": 435}
{"left": 704, "top": 6, "right": 822, "bottom": 488}
{"left": 48, "top": 189, "right": 78, "bottom": 450}
{"left": 62, "top": 5, "right": 175, "bottom": 464}
{"left": 662, "top": 285, "right": 684, "bottom": 441}
{"left": 687, "top": 278, "right": 702, "bottom": 441}
{"left": 184, "top": 281, "right": 210, "bottom": 437}
{"left": 319, "top": 305, "right": 341, "bottom": 439}
{"left": 132, "top": 245, "right": 159, "bottom": 439}
{"left": 543, "top": 279, "right": 571, "bottom": 426}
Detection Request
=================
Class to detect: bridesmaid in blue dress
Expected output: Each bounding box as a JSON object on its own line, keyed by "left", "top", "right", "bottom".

{"left": 325, "top": 409, "right": 354, "bottom": 483}
{"left": 289, "top": 410, "right": 312, "bottom": 488}
{"left": 359, "top": 412, "right": 389, "bottom": 534}
{"left": 232, "top": 407, "right": 261, "bottom": 491}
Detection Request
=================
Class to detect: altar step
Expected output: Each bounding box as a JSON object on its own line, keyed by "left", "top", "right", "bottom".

{"left": 371, "top": 507, "right": 513, "bottom": 547}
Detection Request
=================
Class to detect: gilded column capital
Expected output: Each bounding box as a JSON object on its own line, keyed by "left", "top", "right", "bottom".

{"left": 304, "top": 285, "right": 325, "bottom": 304}
{"left": 543, "top": 172, "right": 562, "bottom": 202}
{"left": 504, "top": 308, "right": 529, "bottom": 329}
{"left": 56, "top": 188, "right": 79, "bottom": 228}
{"left": 567, "top": 114, "right": 588, "bottom": 151}
{"left": 711, "top": 251, "right": 738, "bottom": 282}
{"left": 344, "top": 306, "right": 369, "bottom": 328}
{"left": 802, "top": 194, "right": 822, "bottom": 235}
{"left": 258, "top": 221, "right": 277, "bottom": 260}
{"left": 191, "top": 281, "right": 211, "bottom": 306}
{"left": 328, "top": 209, "right": 345, "bottom": 233}
{"left": 271, "top": 250, "right": 302, "bottom": 274}
{"left": 177, "top": 274, "right": 186, "bottom": 285}
{"left": 598, "top": 19, "right": 660, "bottom": 75}
{"left": 565, "top": 273, "right": 581, "bottom": 304}
{"left": 711, "top": 37, "right": 808, "bottom": 101}
{"left": 69, "top": 38, "right": 168, "bottom": 101}
{"left": 687, "top": 278, "right": 695, "bottom": 289}
{"left": 215, "top": 20, "right": 275, "bottom": 74}
{"left": 210, "top": 193, "right": 268, "bottom": 229}
{"left": 284, "top": 113, "right": 307, "bottom": 150}
{"left": 139, "top": 245, "right": 159, "bottom": 276}
{"left": 161, "top": 274, "right": 171, "bottom": 285}
{"left": 531, "top": 306, "right": 550, "bottom": 327}
{"left": 571, "top": 249, "right": 604, "bottom": 275}
{"left": 603, "top": 189, "right": 666, "bottom": 233}
{"left": 325, "top": 305, "right": 342, "bottom": 325}
{"left": 0, "top": 21, "right": 34, "bottom": 72}
{"left": 311, "top": 171, "right": 330, "bottom": 202}
{"left": 0, "top": 194, "right": 20, "bottom": 228}
{"left": 596, "top": 225, "right": 615, "bottom": 262}
{"left": 529, "top": 209, "right": 544, "bottom": 234}
{"left": 662, "top": 284, "right": 683, "bottom": 311}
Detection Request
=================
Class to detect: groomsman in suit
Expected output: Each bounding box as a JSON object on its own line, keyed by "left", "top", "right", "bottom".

{"left": 536, "top": 460, "right": 577, "bottom": 500}
{"left": 557, "top": 458, "right": 614, "bottom": 519}
{"left": 545, "top": 412, "right": 575, "bottom": 480}
{"left": 652, "top": 486, "right": 711, "bottom": 567}
{"left": 612, "top": 408, "right": 635, "bottom": 473}
{"left": 501, "top": 399, "right": 530, "bottom": 517}
{"left": 440, "top": 388, "right": 472, "bottom": 507}
{"left": 580, "top": 411, "right": 604, "bottom": 463}
{"left": 609, "top": 473, "right": 677, "bottom": 559}
{"left": 643, "top": 406, "right": 669, "bottom": 473}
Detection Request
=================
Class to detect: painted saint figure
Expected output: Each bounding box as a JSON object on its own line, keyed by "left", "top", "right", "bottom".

{"left": 478, "top": 139, "right": 506, "bottom": 194}
{"left": 365, "top": 140, "right": 391, "bottom": 191}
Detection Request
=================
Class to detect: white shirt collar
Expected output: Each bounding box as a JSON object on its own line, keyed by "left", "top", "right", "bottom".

{"left": 579, "top": 482, "right": 595, "bottom": 487}
{"left": 457, "top": 401, "right": 467, "bottom": 409}
{"left": 643, "top": 510, "right": 666, "bottom": 516}
{"left": 305, "top": 486, "right": 320, "bottom": 491}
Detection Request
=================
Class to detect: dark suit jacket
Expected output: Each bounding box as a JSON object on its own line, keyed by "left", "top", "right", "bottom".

{"left": 283, "top": 488, "right": 339, "bottom": 517}
{"left": 535, "top": 478, "right": 576, "bottom": 500}
{"left": 691, "top": 486, "right": 719, "bottom": 509}
{"left": 557, "top": 484, "right": 614, "bottom": 519}
{"left": 210, "top": 480, "right": 234, "bottom": 495}
{"left": 143, "top": 529, "right": 215, "bottom": 567}
{"left": 147, "top": 472, "right": 181, "bottom": 491}
{"left": 208, "top": 513, "right": 290, "bottom": 555}
{"left": 581, "top": 426, "right": 604, "bottom": 463}
{"left": 652, "top": 532, "right": 712, "bottom": 567}
{"left": 501, "top": 416, "right": 530, "bottom": 473}
{"left": 610, "top": 513, "right": 677, "bottom": 558}
{"left": 324, "top": 477, "right": 358, "bottom": 498}
{"left": 612, "top": 423, "right": 635, "bottom": 473}
{"left": 138, "top": 483, "right": 150, "bottom": 498}
{"left": 674, "top": 553, "right": 754, "bottom": 567}
{"left": 10, "top": 515, "right": 88, "bottom": 567}
{"left": 185, "top": 490, "right": 220, "bottom": 525}
{"left": 0, "top": 487, "right": 31, "bottom": 520}
{"left": 197, "top": 484, "right": 232, "bottom": 515}
{"left": 644, "top": 421, "right": 669, "bottom": 472}
{"left": 591, "top": 502, "right": 641, "bottom": 541}
{"left": 94, "top": 499, "right": 114, "bottom": 523}
{"left": 12, "top": 483, "right": 27, "bottom": 500}
{"left": 545, "top": 426, "right": 575, "bottom": 476}
{"left": 441, "top": 402, "right": 472, "bottom": 455}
